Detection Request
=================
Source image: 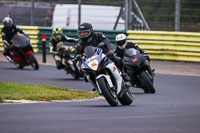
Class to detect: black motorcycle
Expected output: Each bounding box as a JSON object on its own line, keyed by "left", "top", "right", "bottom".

{"left": 62, "top": 46, "right": 83, "bottom": 79}
{"left": 123, "top": 48, "right": 155, "bottom": 93}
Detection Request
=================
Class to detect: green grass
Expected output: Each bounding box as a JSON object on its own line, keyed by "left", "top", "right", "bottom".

{"left": 0, "top": 82, "right": 98, "bottom": 102}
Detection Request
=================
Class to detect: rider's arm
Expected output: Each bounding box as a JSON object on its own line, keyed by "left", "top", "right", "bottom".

{"left": 115, "top": 47, "right": 124, "bottom": 58}
{"left": 1, "top": 29, "right": 9, "bottom": 48}
{"left": 128, "top": 42, "right": 150, "bottom": 60}
{"left": 128, "top": 42, "right": 146, "bottom": 54}
{"left": 49, "top": 42, "right": 54, "bottom": 53}
{"left": 15, "top": 26, "right": 29, "bottom": 38}
{"left": 76, "top": 42, "right": 84, "bottom": 55}
{"left": 63, "top": 35, "right": 78, "bottom": 43}
{"left": 97, "top": 32, "right": 115, "bottom": 52}
{"left": 48, "top": 37, "right": 56, "bottom": 53}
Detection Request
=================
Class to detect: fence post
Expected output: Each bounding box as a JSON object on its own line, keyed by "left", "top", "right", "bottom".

{"left": 175, "top": 0, "right": 181, "bottom": 31}
{"left": 42, "top": 34, "right": 46, "bottom": 63}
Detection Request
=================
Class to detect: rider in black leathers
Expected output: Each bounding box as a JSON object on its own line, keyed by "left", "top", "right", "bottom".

{"left": 1, "top": 17, "right": 30, "bottom": 60}
{"left": 76, "top": 23, "right": 114, "bottom": 56}
{"left": 114, "top": 33, "right": 153, "bottom": 75}
{"left": 48, "top": 27, "right": 78, "bottom": 69}
{"left": 76, "top": 23, "right": 129, "bottom": 82}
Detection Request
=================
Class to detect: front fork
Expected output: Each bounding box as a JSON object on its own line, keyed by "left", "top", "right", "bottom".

{"left": 86, "top": 63, "right": 124, "bottom": 96}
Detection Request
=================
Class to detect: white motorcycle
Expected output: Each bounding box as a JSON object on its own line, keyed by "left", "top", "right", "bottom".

{"left": 81, "top": 46, "right": 133, "bottom": 106}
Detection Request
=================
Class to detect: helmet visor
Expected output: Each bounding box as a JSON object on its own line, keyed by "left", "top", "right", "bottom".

{"left": 117, "top": 40, "right": 126, "bottom": 47}
{"left": 78, "top": 30, "right": 90, "bottom": 38}
{"left": 4, "top": 22, "right": 12, "bottom": 27}
{"left": 54, "top": 34, "right": 62, "bottom": 39}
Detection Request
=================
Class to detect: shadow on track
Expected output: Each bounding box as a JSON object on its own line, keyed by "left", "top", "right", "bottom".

{"left": 1, "top": 67, "right": 36, "bottom": 71}
{"left": 47, "top": 78, "right": 84, "bottom": 81}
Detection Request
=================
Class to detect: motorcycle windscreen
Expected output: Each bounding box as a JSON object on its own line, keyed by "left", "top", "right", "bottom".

{"left": 11, "top": 33, "right": 30, "bottom": 48}
{"left": 84, "top": 46, "right": 96, "bottom": 58}
{"left": 124, "top": 48, "right": 138, "bottom": 57}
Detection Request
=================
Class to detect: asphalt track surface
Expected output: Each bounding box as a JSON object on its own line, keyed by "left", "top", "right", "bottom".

{"left": 0, "top": 61, "right": 200, "bottom": 133}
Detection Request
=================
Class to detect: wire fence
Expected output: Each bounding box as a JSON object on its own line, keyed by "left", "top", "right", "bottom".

{"left": 0, "top": 0, "right": 199, "bottom": 32}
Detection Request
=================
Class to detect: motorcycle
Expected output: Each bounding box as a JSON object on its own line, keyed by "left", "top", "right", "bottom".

{"left": 123, "top": 48, "right": 155, "bottom": 93}
{"left": 6, "top": 33, "right": 39, "bottom": 70}
{"left": 62, "top": 45, "right": 83, "bottom": 79}
{"left": 81, "top": 46, "right": 133, "bottom": 106}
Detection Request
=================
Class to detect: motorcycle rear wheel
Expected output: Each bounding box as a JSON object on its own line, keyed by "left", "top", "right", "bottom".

{"left": 28, "top": 53, "right": 39, "bottom": 70}
{"left": 97, "top": 76, "right": 118, "bottom": 106}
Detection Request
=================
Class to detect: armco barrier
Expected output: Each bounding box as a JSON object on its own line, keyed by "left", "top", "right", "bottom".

{"left": 127, "top": 30, "right": 200, "bottom": 62}
{"left": 1, "top": 25, "right": 199, "bottom": 62}
{"left": 0, "top": 26, "right": 124, "bottom": 54}
{"left": 0, "top": 25, "right": 39, "bottom": 53}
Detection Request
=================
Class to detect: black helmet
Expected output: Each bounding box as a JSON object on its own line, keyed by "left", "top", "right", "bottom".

{"left": 78, "top": 23, "right": 93, "bottom": 41}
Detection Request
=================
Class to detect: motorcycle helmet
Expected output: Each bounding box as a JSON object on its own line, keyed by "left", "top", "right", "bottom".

{"left": 115, "top": 33, "right": 127, "bottom": 48}
{"left": 52, "top": 27, "right": 63, "bottom": 41}
{"left": 3, "top": 17, "right": 13, "bottom": 28}
{"left": 78, "top": 23, "right": 93, "bottom": 41}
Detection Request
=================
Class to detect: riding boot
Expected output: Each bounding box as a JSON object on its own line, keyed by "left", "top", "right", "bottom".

{"left": 121, "top": 72, "right": 130, "bottom": 82}
{"left": 3, "top": 48, "right": 13, "bottom": 62}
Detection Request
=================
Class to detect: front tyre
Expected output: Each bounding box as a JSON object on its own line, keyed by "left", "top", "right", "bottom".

{"left": 139, "top": 71, "right": 155, "bottom": 94}
{"left": 97, "top": 76, "right": 118, "bottom": 106}
{"left": 71, "top": 73, "right": 80, "bottom": 80}
{"left": 118, "top": 86, "right": 133, "bottom": 105}
{"left": 27, "top": 53, "right": 39, "bottom": 70}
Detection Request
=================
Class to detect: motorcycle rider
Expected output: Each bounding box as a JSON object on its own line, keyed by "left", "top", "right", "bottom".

{"left": 76, "top": 23, "right": 130, "bottom": 83}
{"left": 1, "top": 17, "right": 30, "bottom": 61}
{"left": 115, "top": 33, "right": 150, "bottom": 61}
{"left": 76, "top": 23, "right": 114, "bottom": 55}
{"left": 49, "top": 27, "right": 78, "bottom": 69}
{"left": 114, "top": 33, "right": 154, "bottom": 74}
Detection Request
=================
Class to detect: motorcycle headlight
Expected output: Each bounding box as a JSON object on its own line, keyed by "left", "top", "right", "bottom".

{"left": 88, "top": 58, "right": 98, "bottom": 70}
{"left": 83, "top": 55, "right": 99, "bottom": 71}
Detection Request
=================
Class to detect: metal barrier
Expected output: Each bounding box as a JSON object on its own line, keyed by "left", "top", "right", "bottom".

{"left": 127, "top": 30, "right": 200, "bottom": 62}
{"left": 0, "top": 26, "right": 124, "bottom": 54}
{"left": 2, "top": 25, "right": 199, "bottom": 62}
{"left": 0, "top": 25, "right": 39, "bottom": 52}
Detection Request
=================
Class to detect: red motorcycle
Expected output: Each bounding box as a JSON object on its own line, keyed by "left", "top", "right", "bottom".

{"left": 6, "top": 33, "right": 39, "bottom": 70}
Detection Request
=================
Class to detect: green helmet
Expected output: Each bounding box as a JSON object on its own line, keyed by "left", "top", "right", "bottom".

{"left": 52, "top": 27, "right": 63, "bottom": 40}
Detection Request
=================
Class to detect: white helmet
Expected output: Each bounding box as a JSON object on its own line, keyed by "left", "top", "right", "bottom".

{"left": 115, "top": 33, "right": 127, "bottom": 47}
{"left": 3, "top": 17, "right": 13, "bottom": 28}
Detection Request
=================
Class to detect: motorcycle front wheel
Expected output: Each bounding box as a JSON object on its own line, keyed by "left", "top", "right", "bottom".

{"left": 71, "top": 73, "right": 80, "bottom": 80}
{"left": 138, "top": 71, "right": 155, "bottom": 94}
{"left": 97, "top": 76, "right": 118, "bottom": 106}
{"left": 118, "top": 85, "right": 133, "bottom": 105}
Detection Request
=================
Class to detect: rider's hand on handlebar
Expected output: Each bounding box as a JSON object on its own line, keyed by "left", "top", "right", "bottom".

{"left": 72, "top": 54, "right": 82, "bottom": 62}
{"left": 75, "top": 39, "right": 79, "bottom": 45}
{"left": 97, "top": 42, "right": 105, "bottom": 47}
{"left": 106, "top": 50, "right": 114, "bottom": 58}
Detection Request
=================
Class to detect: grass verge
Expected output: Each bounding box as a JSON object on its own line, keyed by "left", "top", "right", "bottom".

{"left": 0, "top": 82, "right": 98, "bottom": 102}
